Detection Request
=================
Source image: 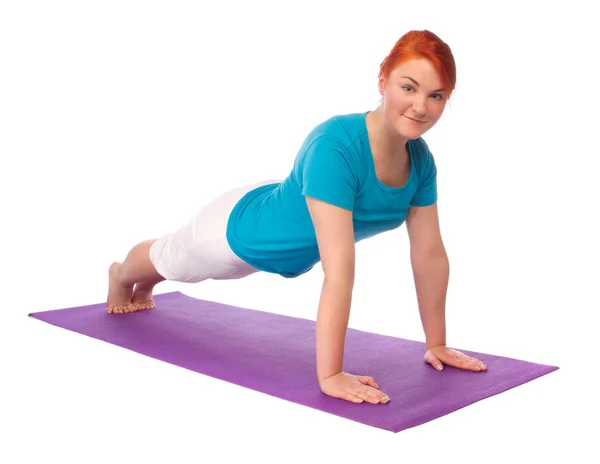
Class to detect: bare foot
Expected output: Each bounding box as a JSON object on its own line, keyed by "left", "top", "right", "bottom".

{"left": 131, "top": 281, "right": 156, "bottom": 311}
{"left": 107, "top": 262, "right": 135, "bottom": 314}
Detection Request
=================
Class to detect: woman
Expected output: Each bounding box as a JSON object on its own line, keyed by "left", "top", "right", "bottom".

{"left": 106, "top": 30, "right": 487, "bottom": 405}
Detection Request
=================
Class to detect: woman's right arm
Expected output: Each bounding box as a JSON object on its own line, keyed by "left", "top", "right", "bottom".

{"left": 305, "top": 195, "right": 356, "bottom": 385}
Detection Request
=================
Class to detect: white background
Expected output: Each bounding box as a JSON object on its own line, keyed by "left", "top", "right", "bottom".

{"left": 1, "top": 0, "right": 598, "bottom": 462}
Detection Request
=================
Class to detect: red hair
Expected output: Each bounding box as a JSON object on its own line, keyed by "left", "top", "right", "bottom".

{"left": 379, "top": 30, "right": 456, "bottom": 100}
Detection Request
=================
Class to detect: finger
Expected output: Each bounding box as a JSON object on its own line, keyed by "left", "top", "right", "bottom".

{"left": 365, "top": 386, "right": 389, "bottom": 402}
{"left": 466, "top": 355, "right": 487, "bottom": 370}
{"left": 452, "top": 356, "right": 479, "bottom": 370}
{"left": 428, "top": 358, "right": 444, "bottom": 370}
{"left": 357, "top": 376, "right": 379, "bottom": 389}
{"left": 425, "top": 353, "right": 444, "bottom": 371}
{"left": 357, "top": 387, "right": 390, "bottom": 404}
{"left": 450, "top": 349, "right": 478, "bottom": 365}
{"left": 369, "top": 386, "right": 390, "bottom": 402}
{"left": 378, "top": 391, "right": 391, "bottom": 403}
{"left": 350, "top": 389, "right": 375, "bottom": 404}
{"left": 367, "top": 378, "right": 380, "bottom": 389}
{"left": 355, "top": 389, "right": 383, "bottom": 404}
{"left": 458, "top": 354, "right": 486, "bottom": 369}
{"left": 435, "top": 349, "right": 488, "bottom": 371}
{"left": 470, "top": 357, "right": 487, "bottom": 370}
{"left": 454, "top": 351, "right": 486, "bottom": 367}
{"left": 457, "top": 355, "right": 486, "bottom": 371}
{"left": 343, "top": 392, "right": 364, "bottom": 404}
{"left": 438, "top": 350, "right": 476, "bottom": 369}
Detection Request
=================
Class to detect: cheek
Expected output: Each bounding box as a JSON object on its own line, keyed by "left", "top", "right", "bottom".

{"left": 383, "top": 93, "right": 410, "bottom": 118}
{"left": 427, "top": 109, "right": 441, "bottom": 120}
{"left": 385, "top": 90, "right": 409, "bottom": 107}
{"left": 433, "top": 100, "right": 447, "bottom": 114}
{"left": 428, "top": 106, "right": 445, "bottom": 123}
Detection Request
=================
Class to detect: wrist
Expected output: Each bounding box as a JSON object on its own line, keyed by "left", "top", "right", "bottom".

{"left": 425, "top": 342, "right": 446, "bottom": 351}
{"left": 317, "top": 371, "right": 342, "bottom": 387}
{"left": 315, "top": 281, "right": 351, "bottom": 388}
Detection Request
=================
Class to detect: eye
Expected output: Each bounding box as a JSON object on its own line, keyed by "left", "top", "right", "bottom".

{"left": 402, "top": 84, "right": 415, "bottom": 92}
{"left": 431, "top": 94, "right": 444, "bottom": 101}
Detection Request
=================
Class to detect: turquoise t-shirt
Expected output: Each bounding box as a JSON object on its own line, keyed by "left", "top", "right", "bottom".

{"left": 226, "top": 111, "right": 438, "bottom": 278}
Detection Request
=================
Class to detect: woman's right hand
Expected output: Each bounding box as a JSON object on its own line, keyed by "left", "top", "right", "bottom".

{"left": 319, "top": 372, "right": 390, "bottom": 404}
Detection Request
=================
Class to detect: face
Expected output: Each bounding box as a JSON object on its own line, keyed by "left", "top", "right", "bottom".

{"left": 378, "top": 58, "right": 448, "bottom": 139}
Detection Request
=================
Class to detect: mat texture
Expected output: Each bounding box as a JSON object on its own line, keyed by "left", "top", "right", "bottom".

{"left": 29, "top": 291, "right": 558, "bottom": 432}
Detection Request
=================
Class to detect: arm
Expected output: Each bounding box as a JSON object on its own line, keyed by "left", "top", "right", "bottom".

{"left": 405, "top": 203, "right": 449, "bottom": 350}
{"left": 305, "top": 196, "right": 355, "bottom": 384}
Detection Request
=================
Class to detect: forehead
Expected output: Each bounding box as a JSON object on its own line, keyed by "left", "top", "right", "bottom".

{"left": 390, "top": 58, "right": 443, "bottom": 88}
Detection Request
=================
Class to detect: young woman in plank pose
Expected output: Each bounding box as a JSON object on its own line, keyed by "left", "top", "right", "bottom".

{"left": 106, "top": 29, "right": 487, "bottom": 405}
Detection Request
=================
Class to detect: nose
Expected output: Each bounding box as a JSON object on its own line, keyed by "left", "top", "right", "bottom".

{"left": 412, "top": 99, "right": 427, "bottom": 118}
{"left": 412, "top": 107, "right": 426, "bottom": 119}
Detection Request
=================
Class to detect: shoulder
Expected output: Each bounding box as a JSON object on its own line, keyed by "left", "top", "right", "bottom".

{"left": 303, "top": 112, "right": 368, "bottom": 150}
{"left": 293, "top": 113, "right": 368, "bottom": 182}
{"left": 410, "top": 137, "right": 434, "bottom": 159}
{"left": 410, "top": 137, "right": 437, "bottom": 177}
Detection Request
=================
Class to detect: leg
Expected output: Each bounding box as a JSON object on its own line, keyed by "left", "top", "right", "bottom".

{"left": 106, "top": 180, "right": 274, "bottom": 314}
{"left": 107, "top": 239, "right": 166, "bottom": 314}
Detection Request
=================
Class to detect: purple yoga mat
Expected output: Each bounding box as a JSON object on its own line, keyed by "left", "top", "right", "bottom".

{"left": 29, "top": 291, "right": 558, "bottom": 433}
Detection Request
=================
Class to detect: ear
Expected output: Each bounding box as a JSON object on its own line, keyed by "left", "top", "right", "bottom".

{"left": 377, "top": 72, "right": 385, "bottom": 95}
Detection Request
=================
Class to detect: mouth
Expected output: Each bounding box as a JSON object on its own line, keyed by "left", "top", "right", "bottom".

{"left": 403, "top": 115, "right": 426, "bottom": 124}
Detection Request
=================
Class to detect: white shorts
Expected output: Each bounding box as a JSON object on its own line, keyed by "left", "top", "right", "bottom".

{"left": 149, "top": 179, "right": 279, "bottom": 283}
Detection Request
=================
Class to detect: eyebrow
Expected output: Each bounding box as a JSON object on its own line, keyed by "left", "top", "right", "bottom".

{"left": 401, "top": 76, "right": 445, "bottom": 93}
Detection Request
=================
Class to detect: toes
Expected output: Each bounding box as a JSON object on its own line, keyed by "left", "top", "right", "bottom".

{"left": 107, "top": 304, "right": 130, "bottom": 314}
{"left": 108, "top": 304, "right": 122, "bottom": 314}
{"left": 131, "top": 300, "right": 154, "bottom": 310}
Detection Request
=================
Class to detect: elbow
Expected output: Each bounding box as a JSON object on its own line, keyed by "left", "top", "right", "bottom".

{"left": 321, "top": 247, "right": 356, "bottom": 290}
{"left": 323, "top": 267, "right": 355, "bottom": 290}
{"left": 410, "top": 246, "right": 448, "bottom": 266}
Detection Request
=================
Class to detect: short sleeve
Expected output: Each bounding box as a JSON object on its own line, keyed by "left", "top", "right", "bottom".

{"left": 299, "top": 136, "right": 358, "bottom": 211}
{"left": 410, "top": 145, "right": 438, "bottom": 207}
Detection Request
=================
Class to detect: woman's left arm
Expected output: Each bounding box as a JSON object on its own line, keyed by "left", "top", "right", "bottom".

{"left": 405, "top": 203, "right": 449, "bottom": 351}
{"left": 406, "top": 203, "right": 487, "bottom": 372}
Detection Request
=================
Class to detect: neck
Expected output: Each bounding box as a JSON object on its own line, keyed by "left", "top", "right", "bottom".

{"left": 366, "top": 106, "right": 409, "bottom": 161}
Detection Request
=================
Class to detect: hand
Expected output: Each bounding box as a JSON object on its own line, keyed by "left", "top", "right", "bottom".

{"left": 319, "top": 372, "right": 390, "bottom": 404}
{"left": 424, "top": 345, "right": 487, "bottom": 372}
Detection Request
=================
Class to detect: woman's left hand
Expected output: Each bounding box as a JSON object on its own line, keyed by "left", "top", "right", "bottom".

{"left": 424, "top": 345, "right": 487, "bottom": 372}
